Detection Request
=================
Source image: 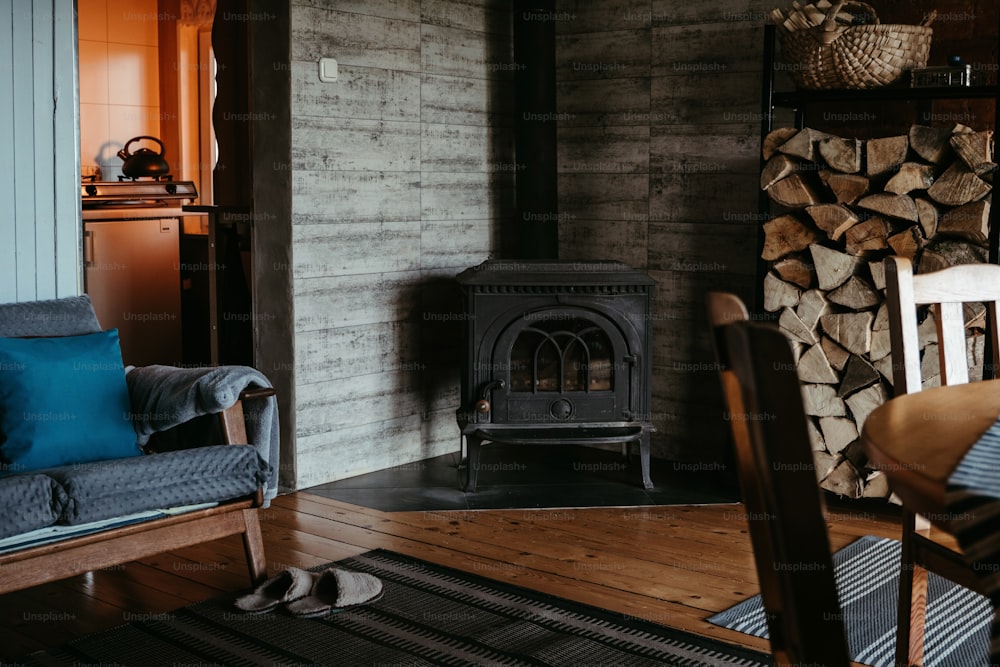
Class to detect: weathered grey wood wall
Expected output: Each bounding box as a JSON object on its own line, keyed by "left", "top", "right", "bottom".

{"left": 277, "top": 0, "right": 1000, "bottom": 485}
{"left": 555, "top": 0, "right": 768, "bottom": 465}
{"left": 285, "top": 0, "right": 775, "bottom": 485}
{"left": 0, "top": 0, "right": 81, "bottom": 304}
{"left": 288, "top": 0, "right": 514, "bottom": 486}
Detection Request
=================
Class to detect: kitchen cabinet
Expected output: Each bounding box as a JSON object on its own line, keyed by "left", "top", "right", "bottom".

{"left": 84, "top": 218, "right": 183, "bottom": 367}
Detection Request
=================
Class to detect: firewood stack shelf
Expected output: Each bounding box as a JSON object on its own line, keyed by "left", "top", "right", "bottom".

{"left": 756, "top": 23, "right": 1000, "bottom": 501}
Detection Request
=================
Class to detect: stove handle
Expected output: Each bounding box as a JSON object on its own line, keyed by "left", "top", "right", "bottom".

{"left": 474, "top": 379, "right": 505, "bottom": 414}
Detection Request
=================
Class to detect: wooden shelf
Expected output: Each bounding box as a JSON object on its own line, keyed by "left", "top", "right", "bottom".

{"left": 756, "top": 19, "right": 1000, "bottom": 379}
{"left": 756, "top": 23, "right": 1000, "bottom": 312}
{"left": 771, "top": 84, "right": 1000, "bottom": 107}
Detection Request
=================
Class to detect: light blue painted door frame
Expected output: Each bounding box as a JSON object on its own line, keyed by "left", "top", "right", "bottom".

{"left": 0, "top": 0, "right": 81, "bottom": 304}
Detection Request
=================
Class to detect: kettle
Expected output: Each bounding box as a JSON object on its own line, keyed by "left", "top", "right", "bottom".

{"left": 117, "top": 136, "right": 171, "bottom": 179}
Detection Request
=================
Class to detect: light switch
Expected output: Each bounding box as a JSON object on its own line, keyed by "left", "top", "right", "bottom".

{"left": 319, "top": 58, "right": 338, "bottom": 83}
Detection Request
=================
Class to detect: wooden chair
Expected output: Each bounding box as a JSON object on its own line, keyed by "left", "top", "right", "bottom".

{"left": 707, "top": 292, "right": 851, "bottom": 666}
{"left": 884, "top": 255, "right": 1000, "bottom": 667}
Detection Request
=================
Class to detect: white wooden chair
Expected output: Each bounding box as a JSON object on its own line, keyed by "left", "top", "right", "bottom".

{"left": 884, "top": 255, "right": 1000, "bottom": 666}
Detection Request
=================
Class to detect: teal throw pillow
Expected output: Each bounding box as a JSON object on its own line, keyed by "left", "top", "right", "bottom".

{"left": 0, "top": 329, "right": 140, "bottom": 473}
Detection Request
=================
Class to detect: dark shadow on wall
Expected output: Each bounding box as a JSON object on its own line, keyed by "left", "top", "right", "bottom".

{"left": 409, "top": 3, "right": 520, "bottom": 459}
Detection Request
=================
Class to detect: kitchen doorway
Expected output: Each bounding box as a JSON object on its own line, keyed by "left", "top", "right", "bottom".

{"left": 77, "top": 0, "right": 255, "bottom": 367}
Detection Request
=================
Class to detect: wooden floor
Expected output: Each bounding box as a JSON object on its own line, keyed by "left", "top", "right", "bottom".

{"left": 0, "top": 491, "right": 905, "bottom": 663}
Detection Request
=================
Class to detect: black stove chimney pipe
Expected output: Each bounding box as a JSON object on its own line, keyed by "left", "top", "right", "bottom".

{"left": 513, "top": 0, "right": 559, "bottom": 259}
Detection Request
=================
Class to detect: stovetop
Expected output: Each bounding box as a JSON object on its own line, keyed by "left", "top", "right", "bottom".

{"left": 81, "top": 179, "right": 198, "bottom": 208}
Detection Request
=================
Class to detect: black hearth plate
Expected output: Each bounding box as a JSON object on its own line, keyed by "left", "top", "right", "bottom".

{"left": 304, "top": 443, "right": 740, "bottom": 512}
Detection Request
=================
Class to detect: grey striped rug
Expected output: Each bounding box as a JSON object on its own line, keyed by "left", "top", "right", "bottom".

{"left": 24, "top": 549, "right": 772, "bottom": 666}
{"left": 708, "top": 535, "right": 991, "bottom": 666}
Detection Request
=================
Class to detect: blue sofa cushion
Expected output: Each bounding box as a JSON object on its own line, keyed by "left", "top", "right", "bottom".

{"left": 0, "top": 473, "right": 68, "bottom": 539}
{"left": 47, "top": 445, "right": 269, "bottom": 525}
{"left": 0, "top": 329, "right": 141, "bottom": 473}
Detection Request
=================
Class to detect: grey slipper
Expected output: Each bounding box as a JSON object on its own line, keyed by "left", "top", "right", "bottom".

{"left": 284, "top": 567, "right": 384, "bottom": 618}
{"left": 234, "top": 567, "right": 316, "bottom": 614}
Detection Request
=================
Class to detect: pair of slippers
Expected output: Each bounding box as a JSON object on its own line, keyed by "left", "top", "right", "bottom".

{"left": 234, "top": 566, "right": 384, "bottom": 617}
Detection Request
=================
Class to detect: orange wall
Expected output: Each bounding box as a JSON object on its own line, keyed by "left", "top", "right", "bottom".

{"left": 78, "top": 0, "right": 161, "bottom": 181}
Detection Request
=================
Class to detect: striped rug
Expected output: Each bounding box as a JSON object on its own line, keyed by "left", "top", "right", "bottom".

{"left": 25, "top": 549, "right": 771, "bottom": 666}
{"left": 708, "top": 535, "right": 991, "bottom": 666}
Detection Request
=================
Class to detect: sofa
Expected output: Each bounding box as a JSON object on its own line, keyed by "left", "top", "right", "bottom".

{"left": 0, "top": 295, "right": 278, "bottom": 594}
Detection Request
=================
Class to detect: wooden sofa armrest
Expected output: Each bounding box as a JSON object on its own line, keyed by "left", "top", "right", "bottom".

{"left": 218, "top": 387, "right": 275, "bottom": 509}
{"left": 213, "top": 386, "right": 275, "bottom": 510}
{"left": 218, "top": 387, "right": 276, "bottom": 446}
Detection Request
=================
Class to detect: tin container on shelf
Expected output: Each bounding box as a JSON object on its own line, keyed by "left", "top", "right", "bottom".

{"left": 910, "top": 63, "right": 983, "bottom": 88}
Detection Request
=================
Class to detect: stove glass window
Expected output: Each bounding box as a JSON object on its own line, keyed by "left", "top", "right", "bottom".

{"left": 508, "top": 317, "right": 613, "bottom": 393}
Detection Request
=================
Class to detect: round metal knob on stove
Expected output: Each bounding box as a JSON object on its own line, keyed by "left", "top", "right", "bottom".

{"left": 549, "top": 398, "right": 574, "bottom": 420}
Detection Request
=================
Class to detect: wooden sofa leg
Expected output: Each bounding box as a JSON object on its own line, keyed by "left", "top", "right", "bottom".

{"left": 241, "top": 509, "right": 268, "bottom": 585}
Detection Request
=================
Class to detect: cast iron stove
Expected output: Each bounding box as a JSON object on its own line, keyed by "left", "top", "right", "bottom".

{"left": 456, "top": 259, "right": 656, "bottom": 491}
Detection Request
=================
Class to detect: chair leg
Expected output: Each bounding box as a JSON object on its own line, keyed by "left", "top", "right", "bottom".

{"left": 897, "top": 510, "right": 927, "bottom": 667}
{"left": 908, "top": 566, "right": 929, "bottom": 665}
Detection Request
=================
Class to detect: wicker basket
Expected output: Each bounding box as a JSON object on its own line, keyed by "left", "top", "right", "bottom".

{"left": 779, "top": 1, "right": 934, "bottom": 90}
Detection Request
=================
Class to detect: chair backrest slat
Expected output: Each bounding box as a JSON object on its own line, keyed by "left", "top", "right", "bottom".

{"left": 886, "top": 257, "right": 1000, "bottom": 394}
{"left": 885, "top": 256, "right": 925, "bottom": 394}
{"left": 937, "top": 301, "right": 970, "bottom": 385}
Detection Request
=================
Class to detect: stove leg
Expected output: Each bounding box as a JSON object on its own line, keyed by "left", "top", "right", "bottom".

{"left": 639, "top": 432, "right": 653, "bottom": 490}
{"left": 465, "top": 435, "right": 482, "bottom": 493}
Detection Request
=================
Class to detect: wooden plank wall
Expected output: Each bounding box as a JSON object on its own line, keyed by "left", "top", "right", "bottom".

{"left": 0, "top": 0, "right": 81, "bottom": 304}
{"left": 555, "top": 0, "right": 767, "bottom": 464}
{"left": 282, "top": 0, "right": 995, "bottom": 486}
{"left": 553, "top": 0, "right": 997, "bottom": 467}
{"left": 288, "top": 0, "right": 514, "bottom": 486}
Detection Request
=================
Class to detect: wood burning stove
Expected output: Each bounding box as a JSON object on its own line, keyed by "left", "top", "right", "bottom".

{"left": 456, "top": 260, "right": 656, "bottom": 491}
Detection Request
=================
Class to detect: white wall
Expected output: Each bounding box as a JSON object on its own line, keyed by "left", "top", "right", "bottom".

{"left": 0, "top": 0, "right": 80, "bottom": 303}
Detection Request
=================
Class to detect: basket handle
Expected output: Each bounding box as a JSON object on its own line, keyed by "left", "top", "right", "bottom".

{"left": 820, "top": 0, "right": 879, "bottom": 44}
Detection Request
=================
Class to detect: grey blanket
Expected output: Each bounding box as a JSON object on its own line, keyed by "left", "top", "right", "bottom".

{"left": 125, "top": 365, "right": 279, "bottom": 505}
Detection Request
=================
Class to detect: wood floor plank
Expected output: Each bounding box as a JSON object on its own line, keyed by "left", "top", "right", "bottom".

{"left": 0, "top": 491, "right": 907, "bottom": 664}
{"left": 403, "top": 509, "right": 759, "bottom": 607}
{"left": 430, "top": 507, "right": 761, "bottom": 573}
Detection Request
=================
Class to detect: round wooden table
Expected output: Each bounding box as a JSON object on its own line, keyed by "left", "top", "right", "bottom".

{"left": 861, "top": 379, "right": 1000, "bottom": 524}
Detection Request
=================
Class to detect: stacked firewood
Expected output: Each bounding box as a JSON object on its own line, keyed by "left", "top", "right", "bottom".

{"left": 760, "top": 124, "right": 995, "bottom": 499}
